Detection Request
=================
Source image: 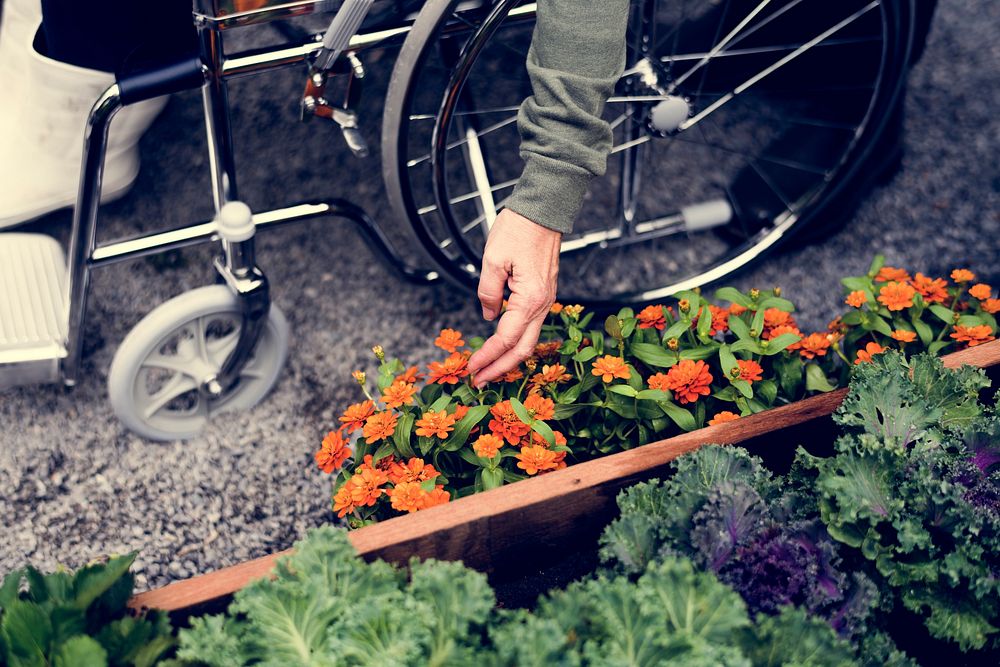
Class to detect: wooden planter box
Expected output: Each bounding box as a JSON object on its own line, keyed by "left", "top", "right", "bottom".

{"left": 129, "top": 340, "right": 1000, "bottom": 617}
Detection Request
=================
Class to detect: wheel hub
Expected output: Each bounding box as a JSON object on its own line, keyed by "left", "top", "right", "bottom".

{"left": 649, "top": 96, "right": 691, "bottom": 134}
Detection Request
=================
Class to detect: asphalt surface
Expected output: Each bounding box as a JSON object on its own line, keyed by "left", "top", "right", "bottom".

{"left": 1, "top": 0, "right": 998, "bottom": 592}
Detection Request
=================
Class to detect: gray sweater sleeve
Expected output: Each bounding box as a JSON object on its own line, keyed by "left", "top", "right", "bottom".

{"left": 503, "top": 0, "right": 631, "bottom": 234}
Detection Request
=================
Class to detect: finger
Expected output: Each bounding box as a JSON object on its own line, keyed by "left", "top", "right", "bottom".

{"left": 477, "top": 257, "right": 508, "bottom": 321}
{"left": 473, "top": 313, "right": 545, "bottom": 387}
{"left": 468, "top": 305, "right": 530, "bottom": 376}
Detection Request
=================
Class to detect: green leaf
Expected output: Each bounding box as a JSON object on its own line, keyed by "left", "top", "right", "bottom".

{"left": 573, "top": 347, "right": 598, "bottom": 363}
{"left": 761, "top": 332, "right": 802, "bottom": 355}
{"left": 730, "top": 339, "right": 762, "bottom": 355}
{"left": 52, "top": 635, "right": 107, "bottom": 667}
{"left": 757, "top": 296, "right": 795, "bottom": 312}
{"left": 750, "top": 307, "right": 766, "bottom": 337}
{"left": 867, "top": 314, "right": 894, "bottom": 337}
{"left": 392, "top": 412, "right": 416, "bottom": 458}
{"left": 429, "top": 394, "right": 452, "bottom": 413}
{"left": 927, "top": 340, "right": 951, "bottom": 355}
{"left": 1, "top": 599, "right": 52, "bottom": 666}
{"left": 727, "top": 313, "right": 751, "bottom": 341}
{"left": 805, "top": 364, "right": 836, "bottom": 392}
{"left": 911, "top": 316, "right": 933, "bottom": 346}
{"left": 929, "top": 304, "right": 955, "bottom": 324}
{"left": 713, "top": 287, "right": 752, "bottom": 308}
{"left": 696, "top": 303, "right": 713, "bottom": 339}
{"left": 605, "top": 315, "right": 623, "bottom": 339}
{"left": 607, "top": 385, "right": 638, "bottom": 398}
{"left": 636, "top": 389, "right": 671, "bottom": 402}
{"left": 755, "top": 379, "right": 778, "bottom": 405}
{"left": 530, "top": 420, "right": 557, "bottom": 448}
{"left": 731, "top": 379, "right": 753, "bottom": 399}
{"left": 457, "top": 448, "right": 489, "bottom": 467}
{"left": 718, "top": 344, "right": 738, "bottom": 375}
{"left": 552, "top": 404, "right": 587, "bottom": 420}
{"left": 630, "top": 343, "right": 677, "bottom": 368}
{"left": 372, "top": 441, "right": 395, "bottom": 463}
{"left": 868, "top": 254, "right": 885, "bottom": 276}
{"left": 678, "top": 346, "right": 717, "bottom": 361}
{"left": 659, "top": 401, "right": 696, "bottom": 432}
{"left": 481, "top": 467, "right": 504, "bottom": 490}
{"left": 663, "top": 319, "right": 690, "bottom": 341}
{"left": 70, "top": 553, "right": 136, "bottom": 610}
{"left": 441, "top": 404, "right": 491, "bottom": 452}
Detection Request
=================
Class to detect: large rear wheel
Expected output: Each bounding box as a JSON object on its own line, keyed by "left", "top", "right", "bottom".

{"left": 382, "top": 0, "right": 918, "bottom": 304}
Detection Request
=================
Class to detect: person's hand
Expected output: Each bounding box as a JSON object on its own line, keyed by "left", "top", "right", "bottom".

{"left": 468, "top": 209, "right": 561, "bottom": 388}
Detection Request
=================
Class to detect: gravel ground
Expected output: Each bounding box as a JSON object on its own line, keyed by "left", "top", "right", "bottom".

{"left": 1, "top": 0, "right": 998, "bottom": 592}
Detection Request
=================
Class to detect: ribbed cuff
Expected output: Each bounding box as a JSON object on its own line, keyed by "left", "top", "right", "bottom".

{"left": 504, "top": 155, "right": 593, "bottom": 234}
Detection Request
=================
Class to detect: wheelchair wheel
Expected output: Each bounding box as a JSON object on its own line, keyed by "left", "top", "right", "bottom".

{"left": 382, "top": 0, "right": 919, "bottom": 304}
{"left": 107, "top": 285, "right": 289, "bottom": 441}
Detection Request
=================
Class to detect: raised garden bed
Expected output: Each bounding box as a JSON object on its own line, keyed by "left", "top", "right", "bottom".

{"left": 128, "top": 338, "right": 1000, "bottom": 618}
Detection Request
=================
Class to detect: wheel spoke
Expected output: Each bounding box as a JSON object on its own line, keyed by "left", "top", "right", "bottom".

{"left": 142, "top": 353, "right": 194, "bottom": 375}
{"left": 407, "top": 114, "right": 518, "bottom": 168}
{"left": 142, "top": 374, "right": 198, "bottom": 419}
{"left": 659, "top": 35, "right": 881, "bottom": 64}
{"left": 418, "top": 179, "right": 516, "bottom": 215}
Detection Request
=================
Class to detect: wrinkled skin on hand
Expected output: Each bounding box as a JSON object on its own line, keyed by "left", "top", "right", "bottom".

{"left": 468, "top": 208, "right": 561, "bottom": 387}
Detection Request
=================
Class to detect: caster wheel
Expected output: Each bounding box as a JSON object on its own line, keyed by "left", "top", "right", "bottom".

{"left": 108, "top": 285, "right": 290, "bottom": 441}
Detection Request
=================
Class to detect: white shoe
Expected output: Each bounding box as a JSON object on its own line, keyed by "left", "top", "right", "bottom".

{"left": 0, "top": 31, "right": 168, "bottom": 229}
{"left": 0, "top": 0, "right": 42, "bottom": 133}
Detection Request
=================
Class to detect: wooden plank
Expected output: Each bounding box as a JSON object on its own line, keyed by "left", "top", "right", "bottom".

{"left": 128, "top": 339, "right": 1000, "bottom": 613}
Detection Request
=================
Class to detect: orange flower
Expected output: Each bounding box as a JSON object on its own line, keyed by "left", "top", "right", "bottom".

{"left": 415, "top": 410, "right": 458, "bottom": 439}
{"left": 528, "top": 431, "right": 568, "bottom": 469}
{"left": 382, "top": 380, "right": 416, "bottom": 409}
{"left": 982, "top": 298, "right": 1000, "bottom": 314}
{"left": 488, "top": 401, "right": 532, "bottom": 445}
{"left": 434, "top": 328, "right": 465, "bottom": 353}
{"left": 909, "top": 273, "right": 948, "bottom": 304}
{"left": 550, "top": 302, "right": 564, "bottom": 315}
{"left": 534, "top": 341, "right": 563, "bottom": 360}
{"left": 664, "top": 359, "right": 713, "bottom": 405}
{"left": 362, "top": 411, "right": 398, "bottom": 442}
{"left": 951, "top": 269, "right": 975, "bottom": 283}
{"left": 395, "top": 365, "right": 425, "bottom": 384}
{"left": 356, "top": 453, "right": 394, "bottom": 475}
{"left": 516, "top": 445, "right": 560, "bottom": 475}
{"left": 827, "top": 317, "right": 847, "bottom": 334}
{"left": 523, "top": 393, "right": 555, "bottom": 421}
{"left": 499, "top": 369, "right": 524, "bottom": 383}
{"left": 332, "top": 466, "right": 388, "bottom": 517}
{"left": 387, "top": 481, "right": 429, "bottom": 514}
{"left": 950, "top": 324, "right": 995, "bottom": 347}
{"left": 709, "top": 411, "right": 740, "bottom": 426}
{"left": 387, "top": 457, "right": 439, "bottom": 485}
{"left": 875, "top": 266, "right": 911, "bottom": 283}
{"left": 637, "top": 304, "right": 667, "bottom": 330}
{"left": 647, "top": 372, "right": 670, "bottom": 392}
{"left": 473, "top": 433, "right": 504, "bottom": 458}
{"left": 766, "top": 324, "right": 803, "bottom": 350}
{"left": 530, "top": 363, "right": 572, "bottom": 390}
{"left": 423, "top": 486, "right": 451, "bottom": 508}
{"left": 970, "top": 284, "right": 993, "bottom": 300}
{"left": 316, "top": 430, "right": 351, "bottom": 474}
{"left": 737, "top": 359, "right": 764, "bottom": 384}
{"left": 763, "top": 308, "right": 797, "bottom": 335}
{"left": 877, "top": 281, "right": 916, "bottom": 311}
{"left": 854, "top": 342, "right": 886, "bottom": 365}
{"left": 798, "top": 333, "right": 831, "bottom": 360}
{"left": 592, "top": 355, "right": 631, "bottom": 383}
{"left": 708, "top": 305, "right": 730, "bottom": 336}
{"left": 563, "top": 304, "right": 584, "bottom": 318}
{"left": 728, "top": 303, "right": 748, "bottom": 316}
{"left": 891, "top": 329, "right": 917, "bottom": 343}
{"left": 845, "top": 290, "right": 867, "bottom": 308}
{"left": 452, "top": 404, "right": 470, "bottom": 421}
{"left": 427, "top": 352, "right": 471, "bottom": 385}
{"left": 339, "top": 400, "right": 375, "bottom": 434}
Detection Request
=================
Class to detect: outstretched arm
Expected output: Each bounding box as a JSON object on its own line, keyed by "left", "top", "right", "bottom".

{"left": 469, "top": 0, "right": 630, "bottom": 386}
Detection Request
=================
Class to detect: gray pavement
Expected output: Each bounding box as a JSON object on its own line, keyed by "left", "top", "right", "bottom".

{"left": 1, "top": 0, "right": 998, "bottom": 591}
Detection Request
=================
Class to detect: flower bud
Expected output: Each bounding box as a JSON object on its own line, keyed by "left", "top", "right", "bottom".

{"left": 679, "top": 299, "right": 690, "bottom": 313}
{"left": 564, "top": 304, "right": 584, "bottom": 320}
{"left": 692, "top": 287, "right": 702, "bottom": 295}
{"left": 729, "top": 366, "right": 741, "bottom": 379}
{"left": 760, "top": 339, "right": 769, "bottom": 349}
{"left": 749, "top": 329, "right": 759, "bottom": 339}
{"left": 667, "top": 337, "right": 679, "bottom": 351}
{"left": 773, "top": 287, "right": 782, "bottom": 297}
{"left": 351, "top": 370, "right": 366, "bottom": 385}
{"left": 749, "top": 288, "right": 760, "bottom": 300}
{"left": 952, "top": 312, "right": 961, "bottom": 324}
{"left": 525, "top": 358, "right": 538, "bottom": 372}
{"left": 371, "top": 345, "right": 385, "bottom": 362}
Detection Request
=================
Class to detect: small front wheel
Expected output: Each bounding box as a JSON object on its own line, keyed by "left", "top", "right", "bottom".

{"left": 108, "top": 285, "right": 290, "bottom": 441}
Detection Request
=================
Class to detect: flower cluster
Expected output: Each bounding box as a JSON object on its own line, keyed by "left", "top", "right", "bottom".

{"left": 315, "top": 256, "right": 997, "bottom": 524}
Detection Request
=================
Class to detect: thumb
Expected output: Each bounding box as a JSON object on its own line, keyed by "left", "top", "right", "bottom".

{"left": 477, "top": 259, "right": 508, "bottom": 321}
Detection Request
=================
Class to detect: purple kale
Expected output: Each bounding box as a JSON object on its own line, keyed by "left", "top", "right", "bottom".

{"left": 689, "top": 481, "right": 769, "bottom": 573}
{"left": 721, "top": 526, "right": 820, "bottom": 616}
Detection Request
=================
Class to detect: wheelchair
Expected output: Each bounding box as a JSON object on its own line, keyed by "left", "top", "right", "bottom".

{"left": 0, "top": 0, "right": 937, "bottom": 439}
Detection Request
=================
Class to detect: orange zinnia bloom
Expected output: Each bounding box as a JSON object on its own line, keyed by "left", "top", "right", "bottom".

{"left": 664, "top": 359, "right": 713, "bottom": 405}
{"left": 592, "top": 355, "right": 631, "bottom": 383}
{"left": 909, "top": 273, "right": 948, "bottom": 304}
{"left": 798, "top": 333, "right": 831, "bottom": 360}
{"left": 529, "top": 431, "right": 568, "bottom": 468}
{"left": 875, "top": 266, "right": 911, "bottom": 283}
{"left": 315, "top": 430, "right": 351, "bottom": 474}
{"left": 531, "top": 363, "right": 572, "bottom": 390}
{"left": 637, "top": 304, "right": 667, "bottom": 330}
{"left": 563, "top": 304, "right": 584, "bottom": 318}
{"left": 951, "top": 269, "right": 975, "bottom": 283}
{"left": 877, "top": 281, "right": 916, "bottom": 311}
{"left": 729, "top": 303, "right": 748, "bottom": 316}
{"left": 708, "top": 305, "right": 730, "bottom": 336}
{"left": 382, "top": 380, "right": 416, "bottom": 409}
{"left": 737, "top": 359, "right": 764, "bottom": 384}
{"left": 534, "top": 341, "right": 563, "bottom": 359}
{"left": 951, "top": 324, "right": 996, "bottom": 347}
{"left": 763, "top": 308, "right": 797, "bottom": 335}
{"left": 854, "top": 342, "right": 886, "bottom": 365}
{"left": 970, "top": 284, "right": 993, "bottom": 300}
{"left": 333, "top": 466, "right": 388, "bottom": 517}
{"left": 550, "top": 302, "right": 564, "bottom": 315}
{"left": 845, "top": 290, "right": 867, "bottom": 308}
{"left": 387, "top": 481, "right": 429, "bottom": 514}
{"left": 647, "top": 372, "right": 670, "bottom": 392}
{"left": 488, "top": 400, "right": 531, "bottom": 445}
{"left": 766, "top": 324, "right": 803, "bottom": 350}
{"left": 423, "top": 486, "right": 451, "bottom": 509}
{"left": 362, "top": 411, "right": 398, "bottom": 442}
{"left": 499, "top": 368, "right": 524, "bottom": 383}
{"left": 982, "top": 298, "right": 1000, "bottom": 314}
{"left": 388, "top": 457, "right": 439, "bottom": 485}
{"left": 524, "top": 393, "right": 555, "bottom": 421}
{"left": 709, "top": 411, "right": 740, "bottom": 426}
{"left": 434, "top": 328, "right": 465, "bottom": 353}
{"left": 452, "top": 404, "right": 470, "bottom": 422}
{"left": 891, "top": 329, "right": 917, "bottom": 343}
{"left": 339, "top": 399, "right": 375, "bottom": 434}
{"left": 473, "top": 433, "right": 504, "bottom": 458}
{"left": 415, "top": 410, "right": 458, "bottom": 439}
{"left": 516, "top": 445, "right": 560, "bottom": 475}
{"left": 395, "top": 365, "right": 425, "bottom": 384}
{"left": 427, "top": 352, "right": 471, "bottom": 385}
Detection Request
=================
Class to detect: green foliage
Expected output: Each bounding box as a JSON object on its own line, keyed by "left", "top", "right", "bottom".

{"left": 0, "top": 553, "right": 175, "bottom": 667}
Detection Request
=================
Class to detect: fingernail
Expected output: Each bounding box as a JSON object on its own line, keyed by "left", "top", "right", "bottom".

{"left": 483, "top": 309, "right": 496, "bottom": 321}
